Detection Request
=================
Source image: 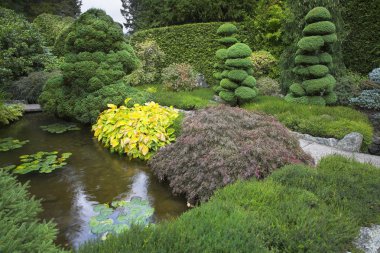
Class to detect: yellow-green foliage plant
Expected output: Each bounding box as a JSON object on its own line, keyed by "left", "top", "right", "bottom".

{"left": 92, "top": 99, "right": 179, "bottom": 160}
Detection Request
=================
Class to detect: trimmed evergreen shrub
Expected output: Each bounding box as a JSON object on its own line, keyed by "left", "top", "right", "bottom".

{"left": 369, "top": 68, "right": 380, "bottom": 84}
{"left": 350, "top": 89, "right": 380, "bottom": 111}
{"left": 39, "top": 9, "right": 142, "bottom": 124}
{"left": 256, "top": 77, "right": 281, "bottom": 96}
{"left": 286, "top": 7, "right": 338, "bottom": 106}
{"left": 250, "top": 50, "right": 279, "bottom": 78}
{"left": 334, "top": 71, "right": 364, "bottom": 105}
{"left": 162, "top": 63, "right": 199, "bottom": 91}
{"left": 149, "top": 105, "right": 313, "bottom": 203}
{"left": 0, "top": 170, "right": 65, "bottom": 253}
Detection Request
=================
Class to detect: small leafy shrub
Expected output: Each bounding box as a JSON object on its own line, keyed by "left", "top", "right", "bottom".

{"left": 334, "top": 71, "right": 364, "bottom": 105}
{"left": 244, "top": 96, "right": 374, "bottom": 149}
{"left": 0, "top": 138, "right": 29, "bottom": 152}
{"left": 162, "top": 63, "right": 198, "bottom": 91}
{"left": 125, "top": 40, "right": 165, "bottom": 86}
{"left": 0, "top": 170, "right": 64, "bottom": 253}
{"left": 0, "top": 102, "right": 23, "bottom": 126}
{"left": 93, "top": 100, "right": 179, "bottom": 160}
{"left": 89, "top": 197, "right": 154, "bottom": 240}
{"left": 3, "top": 151, "right": 72, "bottom": 174}
{"left": 286, "top": 7, "right": 338, "bottom": 105}
{"left": 350, "top": 89, "right": 380, "bottom": 111}
{"left": 149, "top": 105, "right": 313, "bottom": 203}
{"left": 40, "top": 123, "right": 80, "bottom": 134}
{"left": 11, "top": 71, "right": 59, "bottom": 103}
{"left": 369, "top": 68, "right": 380, "bottom": 84}
{"left": 250, "top": 50, "right": 279, "bottom": 78}
{"left": 256, "top": 77, "right": 281, "bottom": 96}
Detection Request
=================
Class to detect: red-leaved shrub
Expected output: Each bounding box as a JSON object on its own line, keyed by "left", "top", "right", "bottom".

{"left": 149, "top": 105, "right": 313, "bottom": 203}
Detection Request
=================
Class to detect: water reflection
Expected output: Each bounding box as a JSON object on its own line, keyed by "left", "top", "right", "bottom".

{"left": 0, "top": 113, "right": 187, "bottom": 248}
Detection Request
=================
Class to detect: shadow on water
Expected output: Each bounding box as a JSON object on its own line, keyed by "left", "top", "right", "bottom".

{"left": 0, "top": 113, "right": 188, "bottom": 249}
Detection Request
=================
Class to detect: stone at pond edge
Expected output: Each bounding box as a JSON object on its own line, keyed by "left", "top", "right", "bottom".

{"left": 353, "top": 225, "right": 380, "bottom": 253}
{"left": 336, "top": 132, "right": 363, "bottom": 153}
{"left": 196, "top": 74, "right": 209, "bottom": 88}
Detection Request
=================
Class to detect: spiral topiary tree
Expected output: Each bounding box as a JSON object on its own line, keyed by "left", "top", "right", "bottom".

{"left": 214, "top": 24, "right": 257, "bottom": 105}
{"left": 285, "top": 7, "right": 338, "bottom": 106}
{"left": 39, "top": 9, "right": 143, "bottom": 124}
{"left": 213, "top": 24, "right": 238, "bottom": 88}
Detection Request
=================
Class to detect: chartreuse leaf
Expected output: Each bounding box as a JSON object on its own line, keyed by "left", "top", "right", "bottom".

{"left": 89, "top": 197, "right": 154, "bottom": 240}
{"left": 3, "top": 151, "right": 72, "bottom": 174}
{"left": 40, "top": 123, "right": 80, "bottom": 134}
{"left": 0, "top": 138, "right": 29, "bottom": 152}
{"left": 92, "top": 99, "right": 179, "bottom": 160}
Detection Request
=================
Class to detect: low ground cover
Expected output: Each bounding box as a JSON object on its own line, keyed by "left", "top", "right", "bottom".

{"left": 79, "top": 155, "right": 379, "bottom": 253}
{"left": 244, "top": 96, "right": 373, "bottom": 149}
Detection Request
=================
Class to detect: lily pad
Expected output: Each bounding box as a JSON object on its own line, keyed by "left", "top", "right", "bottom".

{"left": 2, "top": 151, "right": 72, "bottom": 174}
{"left": 0, "top": 138, "right": 29, "bottom": 152}
{"left": 89, "top": 197, "right": 154, "bottom": 240}
{"left": 40, "top": 123, "right": 80, "bottom": 134}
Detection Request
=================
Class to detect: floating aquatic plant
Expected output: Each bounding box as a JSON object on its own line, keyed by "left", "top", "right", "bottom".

{"left": 89, "top": 197, "right": 154, "bottom": 240}
{"left": 40, "top": 123, "right": 80, "bottom": 134}
{"left": 1, "top": 151, "right": 72, "bottom": 174}
{"left": 0, "top": 137, "right": 29, "bottom": 152}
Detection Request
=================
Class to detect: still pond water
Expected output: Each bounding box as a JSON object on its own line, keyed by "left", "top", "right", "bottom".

{"left": 0, "top": 113, "right": 187, "bottom": 249}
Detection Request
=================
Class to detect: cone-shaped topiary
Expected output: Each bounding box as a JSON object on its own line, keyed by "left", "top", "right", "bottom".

{"left": 214, "top": 24, "right": 257, "bottom": 105}
{"left": 286, "top": 7, "right": 338, "bottom": 106}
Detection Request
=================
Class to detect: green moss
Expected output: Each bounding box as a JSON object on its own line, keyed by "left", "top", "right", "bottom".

{"left": 289, "top": 83, "right": 306, "bottom": 96}
{"left": 308, "top": 96, "right": 326, "bottom": 106}
{"left": 297, "top": 36, "right": 325, "bottom": 51}
{"left": 216, "top": 23, "right": 238, "bottom": 36}
{"left": 227, "top": 70, "right": 248, "bottom": 82}
{"left": 242, "top": 76, "right": 257, "bottom": 88}
{"left": 284, "top": 94, "right": 309, "bottom": 105}
{"left": 225, "top": 58, "right": 253, "bottom": 68}
{"left": 303, "top": 21, "right": 336, "bottom": 36}
{"left": 227, "top": 43, "right": 252, "bottom": 59}
{"left": 220, "top": 78, "right": 239, "bottom": 90}
{"left": 305, "top": 7, "right": 332, "bottom": 23}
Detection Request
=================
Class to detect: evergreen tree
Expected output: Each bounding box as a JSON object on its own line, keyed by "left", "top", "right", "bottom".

{"left": 285, "top": 7, "right": 338, "bottom": 106}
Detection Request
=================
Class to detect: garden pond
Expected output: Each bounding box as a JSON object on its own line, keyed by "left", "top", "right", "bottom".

{"left": 0, "top": 113, "right": 187, "bottom": 249}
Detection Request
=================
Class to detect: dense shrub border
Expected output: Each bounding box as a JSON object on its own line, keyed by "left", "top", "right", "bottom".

{"left": 79, "top": 156, "right": 379, "bottom": 253}
{"left": 244, "top": 96, "right": 373, "bottom": 149}
{"left": 0, "top": 170, "right": 65, "bottom": 253}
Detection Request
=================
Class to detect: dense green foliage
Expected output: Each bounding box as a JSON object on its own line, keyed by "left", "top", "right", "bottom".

{"left": 33, "top": 13, "right": 74, "bottom": 47}
{"left": 121, "top": 0, "right": 256, "bottom": 31}
{"left": 11, "top": 71, "right": 59, "bottom": 103}
{"left": 286, "top": 7, "right": 338, "bottom": 105}
{"left": 0, "top": 7, "right": 46, "bottom": 85}
{"left": 342, "top": 0, "right": 380, "bottom": 74}
{"left": 0, "top": 170, "right": 64, "bottom": 252}
{"left": 0, "top": 92, "right": 23, "bottom": 125}
{"left": 334, "top": 70, "right": 365, "bottom": 105}
{"left": 256, "top": 77, "right": 281, "bottom": 96}
{"left": 162, "top": 63, "right": 199, "bottom": 91}
{"left": 250, "top": 50, "right": 279, "bottom": 78}
{"left": 39, "top": 9, "right": 142, "bottom": 124}
{"left": 244, "top": 96, "right": 373, "bottom": 149}
{"left": 93, "top": 101, "right": 179, "bottom": 160}
{"left": 149, "top": 106, "right": 312, "bottom": 203}
{"left": 0, "top": 0, "right": 81, "bottom": 20}
{"left": 350, "top": 89, "right": 380, "bottom": 111}
{"left": 280, "top": 0, "right": 345, "bottom": 94}
{"left": 80, "top": 156, "right": 379, "bottom": 253}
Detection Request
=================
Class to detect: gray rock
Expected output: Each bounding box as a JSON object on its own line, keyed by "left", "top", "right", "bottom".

{"left": 354, "top": 225, "right": 380, "bottom": 253}
{"left": 291, "top": 131, "right": 338, "bottom": 147}
{"left": 196, "top": 74, "right": 209, "bottom": 88}
{"left": 336, "top": 132, "right": 363, "bottom": 152}
{"left": 213, "top": 95, "right": 225, "bottom": 104}
{"left": 373, "top": 137, "right": 380, "bottom": 145}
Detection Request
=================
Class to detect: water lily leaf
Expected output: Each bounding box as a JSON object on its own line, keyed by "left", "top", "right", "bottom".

{"left": 0, "top": 138, "right": 29, "bottom": 152}
{"left": 40, "top": 123, "right": 80, "bottom": 134}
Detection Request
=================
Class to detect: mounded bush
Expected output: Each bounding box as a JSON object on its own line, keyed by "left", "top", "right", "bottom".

{"left": 350, "top": 89, "right": 380, "bottom": 111}
{"left": 256, "top": 77, "right": 281, "bottom": 96}
{"left": 216, "top": 23, "right": 238, "bottom": 36}
{"left": 369, "top": 68, "right": 380, "bottom": 84}
{"left": 149, "top": 106, "right": 313, "bottom": 203}
{"left": 287, "top": 7, "right": 338, "bottom": 105}
{"left": 39, "top": 9, "right": 141, "bottom": 124}
{"left": 227, "top": 43, "right": 252, "bottom": 59}
{"left": 0, "top": 170, "right": 65, "bottom": 253}
{"left": 162, "top": 63, "right": 199, "bottom": 91}
{"left": 250, "top": 50, "right": 279, "bottom": 78}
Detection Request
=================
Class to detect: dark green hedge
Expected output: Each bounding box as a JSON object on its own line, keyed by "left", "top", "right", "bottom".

{"left": 130, "top": 22, "right": 255, "bottom": 86}
{"left": 342, "top": 0, "right": 380, "bottom": 74}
